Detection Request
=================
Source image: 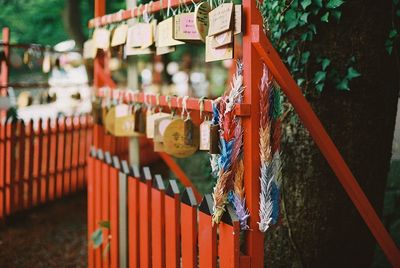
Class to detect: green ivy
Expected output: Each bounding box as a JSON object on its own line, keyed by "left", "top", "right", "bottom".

{"left": 386, "top": 0, "right": 400, "bottom": 55}
{"left": 256, "top": 0, "right": 361, "bottom": 94}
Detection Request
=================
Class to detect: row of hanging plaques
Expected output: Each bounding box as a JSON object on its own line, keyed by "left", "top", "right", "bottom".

{"left": 93, "top": 94, "right": 218, "bottom": 159}
{"left": 84, "top": 2, "right": 242, "bottom": 62}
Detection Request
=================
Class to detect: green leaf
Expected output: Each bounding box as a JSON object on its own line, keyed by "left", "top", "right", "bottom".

{"left": 103, "top": 243, "right": 110, "bottom": 258}
{"left": 99, "top": 220, "right": 110, "bottom": 229}
{"left": 321, "top": 12, "right": 329, "bottom": 22}
{"left": 297, "top": 78, "right": 306, "bottom": 86}
{"left": 313, "top": 0, "right": 323, "bottom": 8}
{"left": 346, "top": 67, "right": 361, "bottom": 79}
{"left": 385, "top": 39, "right": 394, "bottom": 54}
{"left": 321, "top": 58, "right": 331, "bottom": 70}
{"left": 314, "top": 71, "right": 327, "bottom": 84}
{"left": 326, "top": 0, "right": 345, "bottom": 9}
{"left": 301, "top": 51, "right": 311, "bottom": 64}
{"left": 331, "top": 10, "right": 342, "bottom": 20}
{"left": 389, "top": 29, "right": 398, "bottom": 39}
{"left": 300, "top": 12, "right": 310, "bottom": 23}
{"left": 308, "top": 24, "right": 317, "bottom": 34}
{"left": 285, "top": 9, "right": 299, "bottom": 31}
{"left": 91, "top": 228, "right": 103, "bottom": 249}
{"left": 394, "top": 0, "right": 399, "bottom": 5}
{"left": 316, "top": 83, "right": 325, "bottom": 92}
{"left": 336, "top": 78, "right": 350, "bottom": 90}
{"left": 396, "top": 9, "right": 400, "bottom": 17}
{"left": 301, "top": 0, "right": 312, "bottom": 9}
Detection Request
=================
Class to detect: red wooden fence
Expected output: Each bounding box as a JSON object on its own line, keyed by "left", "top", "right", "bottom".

{"left": 0, "top": 115, "right": 92, "bottom": 219}
{"left": 87, "top": 147, "right": 248, "bottom": 268}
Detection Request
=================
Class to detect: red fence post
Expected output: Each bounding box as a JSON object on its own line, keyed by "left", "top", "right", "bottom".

{"left": 26, "top": 120, "right": 34, "bottom": 208}
{"left": 119, "top": 160, "right": 130, "bottom": 268}
{"left": 128, "top": 165, "right": 140, "bottom": 268}
{"left": 94, "top": 149, "right": 104, "bottom": 268}
{"left": 48, "top": 118, "right": 57, "bottom": 201}
{"left": 151, "top": 174, "right": 166, "bottom": 268}
{"left": 16, "top": 120, "right": 25, "bottom": 211}
{"left": 1, "top": 28, "right": 9, "bottom": 96}
{"left": 139, "top": 167, "right": 152, "bottom": 268}
{"left": 218, "top": 205, "right": 240, "bottom": 268}
{"left": 42, "top": 118, "right": 51, "bottom": 203}
{"left": 109, "top": 156, "right": 121, "bottom": 268}
{"left": 88, "top": 147, "right": 96, "bottom": 268}
{"left": 181, "top": 187, "right": 198, "bottom": 268}
{"left": 102, "top": 151, "right": 112, "bottom": 268}
{"left": 198, "top": 194, "right": 217, "bottom": 268}
{"left": 165, "top": 180, "right": 181, "bottom": 268}
{"left": 0, "top": 119, "right": 5, "bottom": 218}
{"left": 56, "top": 118, "right": 65, "bottom": 199}
{"left": 5, "top": 119, "right": 16, "bottom": 214}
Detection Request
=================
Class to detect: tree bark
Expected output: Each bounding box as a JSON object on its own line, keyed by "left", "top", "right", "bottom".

{"left": 62, "top": 0, "right": 85, "bottom": 48}
{"left": 265, "top": 0, "right": 399, "bottom": 267}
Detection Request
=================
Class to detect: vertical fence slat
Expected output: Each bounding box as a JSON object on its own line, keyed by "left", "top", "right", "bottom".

{"left": 165, "top": 180, "right": 180, "bottom": 268}
{"left": 5, "top": 120, "right": 15, "bottom": 214}
{"left": 26, "top": 120, "right": 34, "bottom": 208}
{"left": 218, "top": 205, "right": 240, "bottom": 268}
{"left": 0, "top": 120, "right": 5, "bottom": 218}
{"left": 198, "top": 194, "right": 217, "bottom": 268}
{"left": 151, "top": 175, "right": 166, "bottom": 268}
{"left": 84, "top": 115, "right": 93, "bottom": 186}
{"left": 63, "top": 117, "right": 73, "bottom": 196}
{"left": 42, "top": 118, "right": 51, "bottom": 203}
{"left": 35, "top": 118, "right": 43, "bottom": 205}
{"left": 119, "top": 161, "right": 129, "bottom": 268}
{"left": 88, "top": 147, "right": 96, "bottom": 268}
{"left": 181, "top": 187, "right": 198, "bottom": 268}
{"left": 94, "top": 149, "right": 104, "bottom": 268}
{"left": 110, "top": 156, "right": 120, "bottom": 268}
{"left": 56, "top": 118, "right": 65, "bottom": 199}
{"left": 102, "top": 152, "right": 112, "bottom": 268}
{"left": 70, "top": 116, "right": 79, "bottom": 193}
{"left": 139, "top": 167, "right": 152, "bottom": 268}
{"left": 48, "top": 118, "right": 57, "bottom": 201}
{"left": 14, "top": 120, "right": 23, "bottom": 211}
{"left": 128, "top": 165, "right": 140, "bottom": 268}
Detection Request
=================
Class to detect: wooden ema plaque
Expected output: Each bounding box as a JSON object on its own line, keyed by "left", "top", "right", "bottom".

{"left": 207, "top": 3, "right": 234, "bottom": 36}
{"left": 111, "top": 24, "right": 128, "bottom": 47}
{"left": 205, "top": 35, "right": 233, "bottom": 62}
{"left": 157, "top": 17, "right": 184, "bottom": 47}
{"left": 114, "top": 115, "right": 141, "bottom": 137}
{"left": 93, "top": 28, "right": 111, "bottom": 50}
{"left": 173, "top": 12, "right": 201, "bottom": 41}
{"left": 163, "top": 118, "right": 199, "bottom": 158}
{"left": 194, "top": 2, "right": 211, "bottom": 42}
{"left": 104, "top": 106, "right": 116, "bottom": 135}
{"left": 83, "top": 39, "right": 97, "bottom": 59}
{"left": 154, "top": 115, "right": 174, "bottom": 142}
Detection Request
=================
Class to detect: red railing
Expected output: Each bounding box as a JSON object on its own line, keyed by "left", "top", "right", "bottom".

{"left": 87, "top": 147, "right": 248, "bottom": 268}
{"left": 0, "top": 115, "right": 92, "bottom": 219}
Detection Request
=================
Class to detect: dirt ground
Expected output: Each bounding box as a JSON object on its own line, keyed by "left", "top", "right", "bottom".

{"left": 0, "top": 193, "right": 87, "bottom": 268}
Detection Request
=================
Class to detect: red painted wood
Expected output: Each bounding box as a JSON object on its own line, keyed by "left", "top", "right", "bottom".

{"left": 0, "top": 28, "right": 9, "bottom": 95}
{"left": 56, "top": 118, "right": 66, "bottom": 199}
{"left": 70, "top": 117, "right": 79, "bottom": 193}
{"left": 101, "top": 157, "right": 110, "bottom": 268}
{"left": 5, "top": 120, "right": 15, "bottom": 214}
{"left": 94, "top": 152, "right": 103, "bottom": 268}
{"left": 16, "top": 120, "right": 25, "bottom": 211}
{"left": 48, "top": 119, "right": 56, "bottom": 201}
{"left": 251, "top": 24, "right": 400, "bottom": 267}
{"left": 0, "top": 121, "right": 5, "bottom": 218}
{"left": 139, "top": 179, "right": 152, "bottom": 268}
{"left": 94, "top": 0, "right": 106, "bottom": 90}
{"left": 180, "top": 190, "right": 197, "bottom": 268}
{"left": 198, "top": 213, "right": 217, "bottom": 268}
{"left": 109, "top": 162, "right": 119, "bottom": 268}
{"left": 63, "top": 118, "right": 73, "bottom": 196}
{"left": 26, "top": 120, "right": 34, "bottom": 208}
{"left": 41, "top": 119, "right": 50, "bottom": 203}
{"left": 128, "top": 174, "right": 139, "bottom": 268}
{"left": 77, "top": 116, "right": 85, "bottom": 189}
{"left": 218, "top": 221, "right": 240, "bottom": 267}
{"left": 87, "top": 151, "right": 95, "bottom": 268}
{"left": 151, "top": 176, "right": 165, "bottom": 268}
{"left": 165, "top": 185, "right": 180, "bottom": 268}
{"left": 242, "top": 1, "right": 265, "bottom": 266}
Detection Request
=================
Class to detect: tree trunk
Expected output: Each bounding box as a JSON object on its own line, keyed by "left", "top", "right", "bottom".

{"left": 62, "top": 0, "right": 85, "bottom": 48}
{"left": 265, "top": 0, "right": 399, "bottom": 267}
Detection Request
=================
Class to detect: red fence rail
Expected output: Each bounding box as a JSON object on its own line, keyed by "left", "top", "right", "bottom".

{"left": 0, "top": 115, "right": 92, "bottom": 219}
{"left": 87, "top": 147, "right": 250, "bottom": 268}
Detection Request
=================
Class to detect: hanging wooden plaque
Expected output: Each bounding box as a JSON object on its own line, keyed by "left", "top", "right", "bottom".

{"left": 114, "top": 115, "right": 140, "bottom": 137}
{"left": 211, "top": 30, "right": 233, "bottom": 48}
{"left": 146, "top": 112, "right": 170, "bottom": 139}
{"left": 111, "top": 24, "right": 128, "bottom": 47}
{"left": 94, "top": 28, "right": 111, "bottom": 50}
{"left": 205, "top": 36, "right": 233, "bottom": 62}
{"left": 138, "top": 109, "right": 147, "bottom": 134}
{"left": 156, "top": 46, "right": 176, "bottom": 55}
{"left": 104, "top": 106, "right": 116, "bottom": 135}
{"left": 234, "top": 5, "right": 242, "bottom": 35}
{"left": 153, "top": 141, "right": 164, "bottom": 152}
{"left": 125, "top": 45, "right": 155, "bottom": 56}
{"left": 83, "top": 39, "right": 97, "bottom": 59}
{"left": 115, "top": 104, "right": 130, "bottom": 118}
{"left": 91, "top": 99, "right": 103, "bottom": 124}
{"left": 154, "top": 115, "right": 173, "bottom": 142}
{"left": 209, "top": 123, "right": 220, "bottom": 154}
{"left": 163, "top": 118, "right": 199, "bottom": 158}
{"left": 157, "top": 17, "right": 185, "bottom": 47}
{"left": 207, "top": 3, "right": 234, "bottom": 36}
{"left": 194, "top": 2, "right": 211, "bottom": 42}
{"left": 174, "top": 12, "right": 201, "bottom": 41}
{"left": 199, "top": 120, "right": 211, "bottom": 150}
